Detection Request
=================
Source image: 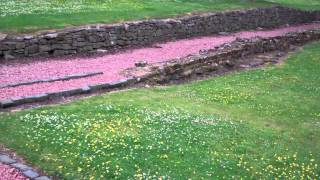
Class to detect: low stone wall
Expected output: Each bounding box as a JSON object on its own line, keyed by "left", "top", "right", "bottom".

{"left": 0, "top": 6, "right": 319, "bottom": 60}
{"left": 144, "top": 30, "right": 320, "bottom": 83}
{"left": 0, "top": 153, "right": 51, "bottom": 179}
{"left": 317, "top": 11, "right": 320, "bottom": 20}
{"left": 1, "top": 29, "right": 320, "bottom": 109}
{"left": 0, "top": 71, "right": 103, "bottom": 89}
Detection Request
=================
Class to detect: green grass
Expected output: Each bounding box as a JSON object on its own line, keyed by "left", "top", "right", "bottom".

{"left": 0, "top": 0, "right": 282, "bottom": 33}
{"left": 0, "top": 0, "right": 276, "bottom": 33}
{"left": 1, "top": 42, "right": 320, "bottom": 179}
{"left": 267, "top": 0, "right": 320, "bottom": 10}
{"left": 1, "top": 0, "right": 320, "bottom": 33}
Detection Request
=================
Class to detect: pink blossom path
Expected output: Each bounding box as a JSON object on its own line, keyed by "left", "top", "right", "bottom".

{"left": 1, "top": 23, "right": 320, "bottom": 100}
{"left": 0, "top": 163, "right": 28, "bottom": 180}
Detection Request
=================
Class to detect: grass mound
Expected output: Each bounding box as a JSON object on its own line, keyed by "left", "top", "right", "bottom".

{"left": 1, "top": 42, "right": 320, "bottom": 178}
{"left": 2, "top": 0, "right": 320, "bottom": 33}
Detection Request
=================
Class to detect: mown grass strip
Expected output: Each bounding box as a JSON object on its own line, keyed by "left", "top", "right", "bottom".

{"left": 0, "top": 42, "right": 319, "bottom": 179}
{"left": 0, "top": 0, "right": 275, "bottom": 33}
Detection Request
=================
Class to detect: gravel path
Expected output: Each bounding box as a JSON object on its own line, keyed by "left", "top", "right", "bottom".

{"left": 1, "top": 23, "right": 320, "bottom": 100}
{"left": 0, "top": 163, "right": 29, "bottom": 180}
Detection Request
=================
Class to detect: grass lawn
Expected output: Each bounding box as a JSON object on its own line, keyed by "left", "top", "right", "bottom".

{"left": 1, "top": 0, "right": 320, "bottom": 33}
{"left": 267, "top": 0, "right": 320, "bottom": 10}
{"left": 0, "top": 42, "right": 319, "bottom": 179}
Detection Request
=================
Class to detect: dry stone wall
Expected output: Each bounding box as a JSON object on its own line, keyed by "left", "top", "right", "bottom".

{"left": 0, "top": 6, "right": 319, "bottom": 60}
{"left": 1, "top": 30, "right": 320, "bottom": 108}
{"left": 145, "top": 30, "right": 320, "bottom": 83}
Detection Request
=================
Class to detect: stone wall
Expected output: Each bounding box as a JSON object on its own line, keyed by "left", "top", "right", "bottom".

{"left": 317, "top": 11, "right": 320, "bottom": 20}
{"left": 0, "top": 6, "right": 319, "bottom": 60}
{"left": 1, "top": 29, "right": 320, "bottom": 108}
{"left": 144, "top": 30, "right": 320, "bottom": 83}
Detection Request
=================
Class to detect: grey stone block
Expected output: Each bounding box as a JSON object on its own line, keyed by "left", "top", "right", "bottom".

{"left": 0, "top": 99, "right": 15, "bottom": 108}
{"left": 33, "top": 93, "right": 49, "bottom": 100}
{"left": 0, "top": 45, "right": 9, "bottom": 51}
{"left": 81, "top": 86, "right": 91, "bottom": 93}
{"left": 3, "top": 42, "right": 16, "bottom": 50}
{"left": 16, "top": 42, "right": 26, "bottom": 49}
{"left": 62, "top": 44, "right": 73, "bottom": 50}
{"left": 11, "top": 163, "right": 33, "bottom": 171}
{"left": 12, "top": 94, "right": 48, "bottom": 105}
{"left": 0, "top": 155, "right": 16, "bottom": 164}
{"left": 53, "top": 50, "right": 66, "bottom": 57}
{"left": 126, "top": 78, "right": 137, "bottom": 85}
{"left": 0, "top": 33, "right": 7, "bottom": 41}
{"left": 96, "top": 49, "right": 108, "bottom": 53}
{"left": 24, "top": 94, "right": 49, "bottom": 103}
{"left": 44, "top": 33, "right": 58, "bottom": 39}
{"left": 39, "top": 45, "right": 51, "bottom": 52}
{"left": 23, "top": 35, "right": 34, "bottom": 40}
{"left": 4, "top": 54, "right": 15, "bottom": 60}
{"left": 25, "top": 45, "right": 39, "bottom": 54}
{"left": 72, "top": 41, "right": 87, "bottom": 47}
{"left": 67, "top": 88, "right": 86, "bottom": 95}
{"left": 48, "top": 88, "right": 83, "bottom": 98}
{"left": 32, "top": 52, "right": 49, "bottom": 58}
{"left": 23, "top": 170, "right": 39, "bottom": 179}
{"left": 11, "top": 97, "right": 25, "bottom": 104}
{"left": 89, "top": 83, "right": 111, "bottom": 91}
{"left": 109, "top": 79, "right": 128, "bottom": 88}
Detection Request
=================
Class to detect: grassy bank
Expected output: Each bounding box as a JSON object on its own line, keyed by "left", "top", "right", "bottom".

{"left": 1, "top": 0, "right": 320, "bottom": 33}
{"left": 0, "top": 0, "right": 279, "bottom": 33}
{"left": 0, "top": 42, "right": 319, "bottom": 179}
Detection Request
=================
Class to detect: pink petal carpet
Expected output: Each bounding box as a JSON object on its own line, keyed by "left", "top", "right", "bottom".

{"left": 0, "top": 163, "right": 28, "bottom": 180}
{"left": 1, "top": 23, "right": 320, "bottom": 100}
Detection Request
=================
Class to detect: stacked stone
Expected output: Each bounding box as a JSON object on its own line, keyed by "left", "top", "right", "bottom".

{"left": 145, "top": 30, "right": 320, "bottom": 83}
{"left": 0, "top": 79, "right": 136, "bottom": 108}
{"left": 1, "top": 30, "right": 320, "bottom": 109}
{"left": 0, "top": 6, "right": 319, "bottom": 60}
{"left": 0, "top": 153, "right": 50, "bottom": 180}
